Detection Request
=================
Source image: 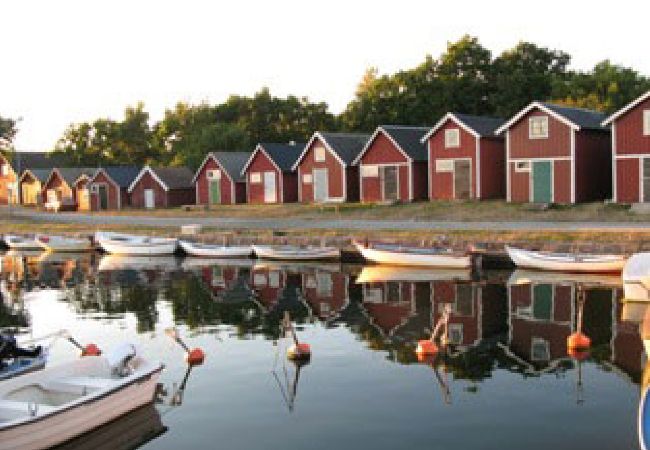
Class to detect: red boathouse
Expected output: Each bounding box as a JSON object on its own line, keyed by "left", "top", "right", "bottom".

{"left": 241, "top": 143, "right": 303, "bottom": 204}
{"left": 193, "top": 152, "right": 249, "bottom": 206}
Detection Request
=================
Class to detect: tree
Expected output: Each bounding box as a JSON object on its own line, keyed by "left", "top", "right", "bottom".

{"left": 0, "top": 115, "right": 18, "bottom": 152}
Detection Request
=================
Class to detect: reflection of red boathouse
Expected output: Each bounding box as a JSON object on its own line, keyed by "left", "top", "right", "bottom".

{"left": 301, "top": 270, "right": 349, "bottom": 320}
{"left": 200, "top": 266, "right": 241, "bottom": 296}
{"left": 361, "top": 281, "right": 418, "bottom": 337}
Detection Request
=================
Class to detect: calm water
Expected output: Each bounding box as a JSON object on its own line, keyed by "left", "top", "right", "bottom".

{"left": 0, "top": 251, "right": 643, "bottom": 450}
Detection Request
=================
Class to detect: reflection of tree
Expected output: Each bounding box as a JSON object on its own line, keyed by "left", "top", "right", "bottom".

{"left": 167, "top": 274, "right": 223, "bottom": 330}
{"left": 0, "top": 291, "right": 29, "bottom": 329}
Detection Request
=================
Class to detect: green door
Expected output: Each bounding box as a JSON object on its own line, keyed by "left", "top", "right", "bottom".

{"left": 209, "top": 180, "right": 221, "bottom": 205}
{"left": 532, "top": 161, "right": 552, "bottom": 203}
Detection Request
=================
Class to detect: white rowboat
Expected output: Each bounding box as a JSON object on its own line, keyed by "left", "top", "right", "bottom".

{"left": 0, "top": 343, "right": 162, "bottom": 450}
{"left": 36, "top": 235, "right": 93, "bottom": 253}
{"left": 2, "top": 235, "right": 41, "bottom": 251}
{"left": 624, "top": 252, "right": 650, "bottom": 302}
{"left": 505, "top": 245, "right": 626, "bottom": 273}
{"left": 353, "top": 241, "right": 470, "bottom": 268}
{"left": 179, "top": 240, "right": 252, "bottom": 258}
{"left": 252, "top": 245, "right": 340, "bottom": 261}
{"left": 95, "top": 232, "right": 177, "bottom": 256}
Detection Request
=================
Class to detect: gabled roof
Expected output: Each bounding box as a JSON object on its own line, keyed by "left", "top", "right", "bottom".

{"left": 242, "top": 143, "right": 304, "bottom": 175}
{"left": 19, "top": 168, "right": 51, "bottom": 183}
{"left": 55, "top": 167, "right": 96, "bottom": 186}
{"left": 128, "top": 166, "right": 195, "bottom": 192}
{"left": 192, "top": 151, "right": 251, "bottom": 183}
{"left": 353, "top": 125, "right": 429, "bottom": 165}
{"left": 496, "top": 102, "right": 607, "bottom": 135}
{"left": 602, "top": 90, "right": 650, "bottom": 126}
{"left": 421, "top": 113, "right": 505, "bottom": 142}
{"left": 294, "top": 132, "right": 371, "bottom": 170}
{"left": 94, "top": 166, "right": 141, "bottom": 188}
{"left": 1, "top": 151, "right": 72, "bottom": 173}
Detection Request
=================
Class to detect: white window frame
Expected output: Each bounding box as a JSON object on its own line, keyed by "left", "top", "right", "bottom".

{"left": 531, "top": 337, "right": 550, "bottom": 362}
{"left": 435, "top": 159, "right": 454, "bottom": 173}
{"left": 360, "top": 165, "right": 379, "bottom": 178}
{"left": 0, "top": 164, "right": 8, "bottom": 176}
{"left": 445, "top": 128, "right": 460, "bottom": 148}
{"left": 250, "top": 172, "right": 261, "bottom": 184}
{"left": 207, "top": 169, "right": 221, "bottom": 180}
{"left": 314, "top": 146, "right": 326, "bottom": 162}
{"left": 302, "top": 173, "right": 313, "bottom": 184}
{"left": 515, "top": 161, "right": 531, "bottom": 173}
{"left": 644, "top": 110, "right": 650, "bottom": 136}
{"left": 529, "top": 116, "right": 549, "bottom": 139}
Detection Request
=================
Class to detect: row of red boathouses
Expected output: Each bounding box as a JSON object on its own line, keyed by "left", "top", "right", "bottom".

{"left": 2, "top": 93, "right": 650, "bottom": 209}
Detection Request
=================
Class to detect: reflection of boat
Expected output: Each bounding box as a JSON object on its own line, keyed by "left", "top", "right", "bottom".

{"left": 624, "top": 253, "right": 650, "bottom": 301}
{"left": 353, "top": 241, "right": 470, "bottom": 268}
{"left": 507, "top": 269, "right": 622, "bottom": 287}
{"left": 253, "top": 261, "right": 341, "bottom": 273}
{"left": 98, "top": 255, "right": 180, "bottom": 272}
{"left": 55, "top": 403, "right": 166, "bottom": 450}
{"left": 0, "top": 344, "right": 163, "bottom": 449}
{"left": 180, "top": 257, "right": 254, "bottom": 271}
{"left": 253, "top": 245, "right": 340, "bottom": 261}
{"left": 2, "top": 235, "right": 40, "bottom": 250}
{"left": 505, "top": 246, "right": 626, "bottom": 273}
{"left": 179, "top": 240, "right": 252, "bottom": 258}
{"left": 36, "top": 252, "right": 91, "bottom": 264}
{"left": 356, "top": 265, "right": 470, "bottom": 283}
{"left": 96, "top": 232, "right": 177, "bottom": 256}
{"left": 4, "top": 249, "right": 44, "bottom": 259}
{"left": 36, "top": 235, "right": 93, "bottom": 252}
{"left": 0, "top": 352, "right": 48, "bottom": 381}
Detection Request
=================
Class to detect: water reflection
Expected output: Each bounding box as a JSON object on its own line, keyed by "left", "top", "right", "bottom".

{"left": 0, "top": 250, "right": 644, "bottom": 449}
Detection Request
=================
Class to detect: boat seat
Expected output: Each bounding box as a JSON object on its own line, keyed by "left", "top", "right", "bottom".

{"left": 0, "top": 399, "right": 57, "bottom": 415}
{"left": 45, "top": 376, "right": 114, "bottom": 393}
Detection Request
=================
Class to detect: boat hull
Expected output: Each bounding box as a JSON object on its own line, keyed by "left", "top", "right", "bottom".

{"left": 2, "top": 235, "right": 40, "bottom": 250}
{"left": 505, "top": 246, "right": 625, "bottom": 273}
{"left": 252, "top": 245, "right": 340, "bottom": 261}
{"left": 96, "top": 232, "right": 177, "bottom": 255}
{"left": 354, "top": 243, "right": 470, "bottom": 268}
{"left": 36, "top": 235, "right": 92, "bottom": 253}
{"left": 179, "top": 240, "right": 252, "bottom": 258}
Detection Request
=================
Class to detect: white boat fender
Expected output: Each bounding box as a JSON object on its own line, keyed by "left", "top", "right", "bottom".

{"left": 106, "top": 343, "right": 138, "bottom": 377}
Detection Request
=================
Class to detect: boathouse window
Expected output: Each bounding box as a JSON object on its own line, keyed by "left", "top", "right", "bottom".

{"left": 529, "top": 116, "right": 549, "bottom": 139}
{"left": 250, "top": 172, "right": 261, "bottom": 184}
{"left": 515, "top": 161, "right": 531, "bottom": 172}
{"left": 207, "top": 169, "right": 221, "bottom": 180}
{"left": 316, "top": 272, "right": 333, "bottom": 297}
{"left": 0, "top": 164, "right": 7, "bottom": 176}
{"left": 435, "top": 160, "right": 454, "bottom": 173}
{"left": 361, "top": 165, "right": 379, "bottom": 178}
{"left": 303, "top": 173, "right": 312, "bottom": 184}
{"left": 644, "top": 110, "right": 650, "bottom": 136}
{"left": 445, "top": 129, "right": 460, "bottom": 148}
{"left": 448, "top": 324, "right": 463, "bottom": 345}
{"left": 531, "top": 337, "right": 550, "bottom": 361}
{"left": 314, "top": 146, "right": 326, "bottom": 162}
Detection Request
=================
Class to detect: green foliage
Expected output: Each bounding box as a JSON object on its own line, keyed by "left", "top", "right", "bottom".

{"left": 0, "top": 115, "right": 18, "bottom": 151}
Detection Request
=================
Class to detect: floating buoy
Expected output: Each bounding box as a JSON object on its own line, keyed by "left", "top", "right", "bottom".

{"left": 567, "top": 331, "right": 591, "bottom": 351}
{"left": 81, "top": 343, "right": 101, "bottom": 357}
{"left": 186, "top": 348, "right": 205, "bottom": 366}
{"left": 567, "top": 347, "right": 590, "bottom": 361}
{"left": 287, "top": 343, "right": 311, "bottom": 361}
{"left": 416, "top": 340, "right": 439, "bottom": 355}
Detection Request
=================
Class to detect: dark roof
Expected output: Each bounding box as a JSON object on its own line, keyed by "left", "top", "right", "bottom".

{"left": 318, "top": 133, "right": 371, "bottom": 165}
{"left": 210, "top": 152, "right": 250, "bottom": 182}
{"left": 259, "top": 143, "right": 304, "bottom": 172}
{"left": 23, "top": 168, "right": 51, "bottom": 183}
{"left": 55, "top": 167, "right": 96, "bottom": 186}
{"left": 541, "top": 103, "right": 607, "bottom": 130}
{"left": 452, "top": 113, "right": 505, "bottom": 137}
{"left": 379, "top": 126, "right": 429, "bottom": 161}
{"left": 2, "top": 151, "right": 72, "bottom": 173}
{"left": 98, "top": 166, "right": 141, "bottom": 188}
{"left": 150, "top": 166, "right": 194, "bottom": 190}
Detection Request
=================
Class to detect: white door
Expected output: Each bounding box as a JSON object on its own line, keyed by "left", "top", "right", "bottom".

{"left": 144, "top": 189, "right": 155, "bottom": 209}
{"left": 264, "top": 172, "right": 277, "bottom": 203}
{"left": 313, "top": 168, "right": 328, "bottom": 202}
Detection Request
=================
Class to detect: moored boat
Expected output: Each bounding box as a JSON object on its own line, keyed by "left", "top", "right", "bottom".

{"left": 96, "top": 232, "right": 177, "bottom": 256}
{"left": 2, "top": 235, "right": 41, "bottom": 251}
{"left": 36, "top": 235, "right": 93, "bottom": 253}
{"left": 179, "top": 240, "right": 252, "bottom": 258}
{"left": 0, "top": 343, "right": 162, "bottom": 450}
{"left": 505, "top": 245, "right": 626, "bottom": 273}
{"left": 624, "top": 252, "right": 650, "bottom": 302}
{"left": 353, "top": 241, "right": 470, "bottom": 268}
{"left": 252, "top": 245, "right": 340, "bottom": 261}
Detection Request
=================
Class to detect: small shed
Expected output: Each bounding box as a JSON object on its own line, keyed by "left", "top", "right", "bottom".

{"left": 0, "top": 151, "right": 70, "bottom": 205}
{"left": 497, "top": 102, "right": 610, "bottom": 204}
{"left": 41, "top": 167, "right": 95, "bottom": 211}
{"left": 128, "top": 166, "right": 195, "bottom": 209}
{"left": 354, "top": 126, "right": 429, "bottom": 202}
{"left": 424, "top": 113, "right": 505, "bottom": 200}
{"left": 293, "top": 132, "right": 369, "bottom": 203}
{"left": 241, "top": 143, "right": 303, "bottom": 204}
{"left": 193, "top": 152, "right": 250, "bottom": 206}
{"left": 602, "top": 91, "right": 650, "bottom": 203}
{"left": 88, "top": 166, "right": 141, "bottom": 210}
{"left": 19, "top": 168, "right": 51, "bottom": 206}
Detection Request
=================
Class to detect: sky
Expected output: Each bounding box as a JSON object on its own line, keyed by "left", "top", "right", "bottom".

{"left": 2, "top": 0, "right": 648, "bottom": 151}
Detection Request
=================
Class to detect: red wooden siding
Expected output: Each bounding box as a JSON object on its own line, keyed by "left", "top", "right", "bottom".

{"left": 359, "top": 133, "right": 410, "bottom": 202}
{"left": 245, "top": 151, "right": 280, "bottom": 204}
{"left": 41, "top": 171, "right": 74, "bottom": 205}
{"left": 614, "top": 97, "right": 650, "bottom": 156}
{"left": 195, "top": 157, "right": 235, "bottom": 205}
{"left": 508, "top": 110, "right": 571, "bottom": 159}
{"left": 89, "top": 171, "right": 120, "bottom": 210}
{"left": 508, "top": 163, "right": 530, "bottom": 202}
{"left": 130, "top": 171, "right": 194, "bottom": 208}
{"left": 298, "top": 137, "right": 345, "bottom": 202}
{"left": 479, "top": 137, "right": 506, "bottom": 199}
{"left": 616, "top": 158, "right": 640, "bottom": 203}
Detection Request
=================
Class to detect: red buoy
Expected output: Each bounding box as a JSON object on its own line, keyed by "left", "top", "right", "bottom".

{"left": 287, "top": 343, "right": 311, "bottom": 361}
{"left": 567, "top": 347, "right": 590, "bottom": 361}
{"left": 81, "top": 343, "right": 101, "bottom": 357}
{"left": 567, "top": 332, "right": 591, "bottom": 351}
{"left": 186, "top": 348, "right": 205, "bottom": 366}
{"left": 416, "top": 340, "right": 439, "bottom": 356}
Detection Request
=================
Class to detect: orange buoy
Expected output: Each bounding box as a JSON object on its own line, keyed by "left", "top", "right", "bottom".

{"left": 567, "top": 347, "right": 590, "bottom": 361}
{"left": 567, "top": 332, "right": 591, "bottom": 351}
{"left": 186, "top": 348, "right": 205, "bottom": 366}
{"left": 416, "top": 340, "right": 439, "bottom": 356}
{"left": 81, "top": 343, "right": 101, "bottom": 357}
{"left": 287, "top": 343, "right": 311, "bottom": 361}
